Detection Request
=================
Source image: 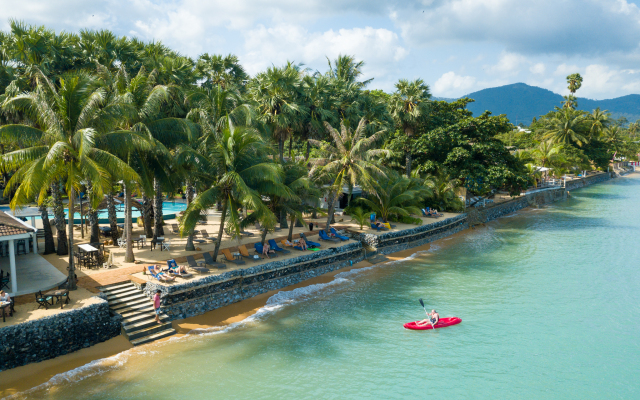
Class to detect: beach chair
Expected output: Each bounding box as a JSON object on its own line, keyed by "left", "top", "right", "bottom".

{"left": 162, "top": 239, "right": 171, "bottom": 251}
{"left": 171, "top": 224, "right": 180, "bottom": 234}
{"left": 281, "top": 239, "right": 304, "bottom": 251}
{"left": 299, "top": 233, "right": 321, "bottom": 248}
{"left": 329, "top": 228, "right": 349, "bottom": 241}
{"left": 370, "top": 223, "right": 388, "bottom": 231}
{"left": 184, "top": 255, "right": 209, "bottom": 273}
{"left": 35, "top": 291, "right": 52, "bottom": 310}
{"left": 221, "top": 248, "right": 246, "bottom": 265}
{"left": 239, "top": 230, "right": 254, "bottom": 237}
{"left": 147, "top": 266, "right": 175, "bottom": 282}
{"left": 319, "top": 230, "right": 340, "bottom": 242}
{"left": 268, "top": 239, "right": 290, "bottom": 254}
{"left": 239, "top": 245, "right": 262, "bottom": 261}
{"left": 202, "top": 252, "right": 227, "bottom": 269}
{"left": 255, "top": 243, "right": 278, "bottom": 258}
{"left": 200, "top": 229, "right": 217, "bottom": 242}
{"left": 421, "top": 209, "right": 428, "bottom": 217}
{"left": 166, "top": 259, "right": 193, "bottom": 277}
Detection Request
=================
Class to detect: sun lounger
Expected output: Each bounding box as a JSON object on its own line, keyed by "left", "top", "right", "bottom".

{"left": 268, "top": 239, "right": 290, "bottom": 254}
{"left": 319, "top": 230, "right": 341, "bottom": 242}
{"left": 281, "top": 239, "right": 304, "bottom": 251}
{"left": 299, "top": 233, "right": 321, "bottom": 248}
{"left": 200, "top": 229, "right": 217, "bottom": 242}
{"left": 255, "top": 243, "right": 278, "bottom": 258}
{"left": 147, "top": 266, "right": 176, "bottom": 282}
{"left": 171, "top": 224, "right": 180, "bottom": 234}
{"left": 221, "top": 248, "right": 245, "bottom": 265}
{"left": 239, "top": 245, "right": 262, "bottom": 261}
{"left": 202, "top": 252, "right": 226, "bottom": 269}
{"left": 370, "top": 223, "right": 388, "bottom": 231}
{"left": 166, "top": 259, "right": 193, "bottom": 277}
{"left": 185, "top": 256, "right": 209, "bottom": 273}
{"left": 329, "top": 228, "right": 349, "bottom": 241}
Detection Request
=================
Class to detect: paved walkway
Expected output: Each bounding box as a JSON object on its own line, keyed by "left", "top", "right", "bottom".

{"left": 0, "top": 253, "right": 67, "bottom": 296}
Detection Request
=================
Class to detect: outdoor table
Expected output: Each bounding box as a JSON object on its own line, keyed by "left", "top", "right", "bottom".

{"left": 232, "top": 252, "right": 241, "bottom": 259}
{"left": 152, "top": 237, "right": 165, "bottom": 251}
{"left": 78, "top": 244, "right": 99, "bottom": 269}
{"left": 0, "top": 301, "right": 10, "bottom": 322}
{"left": 43, "top": 289, "right": 68, "bottom": 309}
{"left": 132, "top": 238, "right": 144, "bottom": 250}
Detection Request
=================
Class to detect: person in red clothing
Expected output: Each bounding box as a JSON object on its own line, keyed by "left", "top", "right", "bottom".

{"left": 153, "top": 290, "right": 162, "bottom": 324}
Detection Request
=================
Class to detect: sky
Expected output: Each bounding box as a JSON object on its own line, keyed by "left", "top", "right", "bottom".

{"left": 2, "top": 0, "right": 640, "bottom": 100}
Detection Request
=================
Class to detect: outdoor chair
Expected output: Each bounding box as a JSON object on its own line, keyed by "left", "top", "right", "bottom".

{"left": 139, "top": 235, "right": 147, "bottom": 246}
{"left": 202, "top": 252, "right": 227, "bottom": 269}
{"left": 281, "top": 239, "right": 304, "bottom": 251}
{"left": 117, "top": 238, "right": 126, "bottom": 249}
{"left": 239, "top": 245, "right": 262, "bottom": 261}
{"left": 162, "top": 239, "right": 171, "bottom": 251}
{"left": 329, "top": 228, "right": 349, "bottom": 241}
{"left": 147, "top": 266, "right": 175, "bottom": 282}
{"left": 171, "top": 224, "right": 180, "bottom": 234}
{"left": 166, "top": 259, "right": 193, "bottom": 277}
{"left": 268, "top": 239, "right": 290, "bottom": 254}
{"left": 199, "top": 229, "right": 217, "bottom": 242}
{"left": 319, "top": 230, "right": 341, "bottom": 242}
{"left": 1, "top": 270, "right": 10, "bottom": 290}
{"left": 299, "top": 233, "right": 321, "bottom": 248}
{"left": 35, "top": 291, "right": 52, "bottom": 310}
{"left": 221, "top": 248, "right": 246, "bottom": 265}
{"left": 184, "top": 256, "right": 209, "bottom": 273}
{"left": 370, "top": 223, "right": 388, "bottom": 231}
{"left": 191, "top": 232, "right": 206, "bottom": 244}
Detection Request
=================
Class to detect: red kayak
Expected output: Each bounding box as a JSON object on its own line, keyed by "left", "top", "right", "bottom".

{"left": 404, "top": 317, "right": 462, "bottom": 330}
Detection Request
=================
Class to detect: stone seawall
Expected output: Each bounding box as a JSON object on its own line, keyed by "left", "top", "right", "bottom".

{"left": 0, "top": 297, "right": 122, "bottom": 371}
{"left": 143, "top": 242, "right": 365, "bottom": 320}
{"left": 564, "top": 172, "right": 613, "bottom": 191}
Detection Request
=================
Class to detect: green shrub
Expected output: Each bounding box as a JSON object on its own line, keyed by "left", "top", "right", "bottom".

{"left": 397, "top": 216, "right": 423, "bottom": 225}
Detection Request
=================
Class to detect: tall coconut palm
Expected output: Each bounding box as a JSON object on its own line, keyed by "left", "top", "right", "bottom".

{"left": 531, "top": 141, "right": 561, "bottom": 167}
{"left": 0, "top": 70, "right": 138, "bottom": 289}
{"left": 357, "top": 172, "right": 429, "bottom": 223}
{"left": 180, "top": 125, "right": 283, "bottom": 261}
{"left": 542, "top": 109, "right": 588, "bottom": 147}
{"left": 310, "top": 118, "right": 389, "bottom": 233}
{"left": 248, "top": 63, "right": 307, "bottom": 162}
{"left": 423, "top": 171, "right": 463, "bottom": 212}
{"left": 388, "top": 79, "right": 431, "bottom": 177}
{"left": 195, "top": 53, "right": 248, "bottom": 90}
{"left": 586, "top": 108, "right": 610, "bottom": 139}
{"left": 301, "top": 74, "right": 338, "bottom": 160}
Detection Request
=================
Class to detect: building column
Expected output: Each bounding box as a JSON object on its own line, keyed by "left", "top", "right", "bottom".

{"left": 8, "top": 239, "right": 17, "bottom": 295}
{"left": 30, "top": 216, "right": 35, "bottom": 227}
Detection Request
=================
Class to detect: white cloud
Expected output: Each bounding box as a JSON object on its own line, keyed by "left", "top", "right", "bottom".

{"left": 488, "top": 53, "right": 527, "bottom": 75}
{"left": 433, "top": 72, "right": 477, "bottom": 97}
{"left": 530, "top": 63, "right": 545, "bottom": 75}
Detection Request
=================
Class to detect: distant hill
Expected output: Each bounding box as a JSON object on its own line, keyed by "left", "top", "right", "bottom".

{"left": 458, "top": 83, "right": 640, "bottom": 125}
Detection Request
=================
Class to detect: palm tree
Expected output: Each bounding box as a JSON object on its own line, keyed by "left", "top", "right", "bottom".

{"left": 358, "top": 173, "right": 429, "bottom": 223}
{"left": 195, "top": 53, "right": 248, "bottom": 90}
{"left": 186, "top": 84, "right": 253, "bottom": 133}
{"left": 586, "top": 108, "right": 610, "bottom": 139}
{"left": 423, "top": 170, "right": 463, "bottom": 212}
{"left": 310, "top": 118, "right": 389, "bottom": 233}
{"left": 388, "top": 79, "right": 431, "bottom": 176}
{"left": 348, "top": 207, "right": 368, "bottom": 230}
{"left": 248, "top": 63, "right": 307, "bottom": 162}
{"left": 0, "top": 70, "right": 138, "bottom": 289}
{"left": 179, "top": 125, "right": 283, "bottom": 261}
{"left": 542, "top": 109, "right": 588, "bottom": 147}
{"left": 525, "top": 164, "right": 543, "bottom": 188}
{"left": 301, "top": 74, "right": 338, "bottom": 160}
{"left": 326, "top": 55, "right": 372, "bottom": 87}
{"left": 531, "top": 141, "right": 561, "bottom": 167}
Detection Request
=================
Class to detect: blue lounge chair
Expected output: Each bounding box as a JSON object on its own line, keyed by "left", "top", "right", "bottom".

{"left": 255, "top": 243, "right": 278, "bottom": 258}
{"left": 269, "top": 239, "right": 291, "bottom": 254}
{"left": 370, "top": 223, "right": 388, "bottom": 231}
{"left": 147, "top": 266, "right": 175, "bottom": 282}
{"left": 330, "top": 228, "right": 349, "bottom": 241}
{"left": 299, "top": 233, "right": 321, "bottom": 248}
{"left": 319, "top": 230, "right": 340, "bottom": 242}
{"left": 166, "top": 259, "right": 193, "bottom": 277}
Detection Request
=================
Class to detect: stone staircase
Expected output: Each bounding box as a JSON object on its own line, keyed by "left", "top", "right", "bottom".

{"left": 99, "top": 281, "right": 176, "bottom": 346}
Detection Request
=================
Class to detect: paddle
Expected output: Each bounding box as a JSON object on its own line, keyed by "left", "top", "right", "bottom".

{"left": 419, "top": 298, "right": 435, "bottom": 329}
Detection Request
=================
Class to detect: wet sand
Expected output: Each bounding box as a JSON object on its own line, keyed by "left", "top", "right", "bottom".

{"left": 0, "top": 227, "right": 468, "bottom": 396}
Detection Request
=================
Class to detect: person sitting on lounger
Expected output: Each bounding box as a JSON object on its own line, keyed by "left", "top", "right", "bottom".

{"left": 151, "top": 265, "right": 175, "bottom": 282}
{"left": 172, "top": 265, "right": 189, "bottom": 275}
{"left": 298, "top": 237, "right": 308, "bottom": 250}
{"left": 416, "top": 310, "right": 439, "bottom": 327}
{"left": 262, "top": 243, "right": 276, "bottom": 258}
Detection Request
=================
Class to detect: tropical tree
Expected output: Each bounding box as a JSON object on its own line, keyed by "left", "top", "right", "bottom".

{"left": 0, "top": 70, "right": 138, "bottom": 289}
{"left": 388, "top": 79, "right": 431, "bottom": 176}
{"left": 179, "top": 125, "right": 284, "bottom": 261}
{"left": 531, "top": 141, "right": 561, "bottom": 167}
{"left": 586, "top": 108, "right": 610, "bottom": 139}
{"left": 348, "top": 207, "right": 368, "bottom": 230}
{"left": 310, "top": 118, "right": 389, "bottom": 232}
{"left": 542, "top": 109, "right": 588, "bottom": 147}
{"left": 423, "top": 170, "right": 464, "bottom": 212}
{"left": 358, "top": 172, "right": 429, "bottom": 222}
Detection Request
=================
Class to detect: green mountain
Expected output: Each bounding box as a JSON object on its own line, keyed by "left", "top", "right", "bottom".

{"left": 460, "top": 83, "right": 640, "bottom": 125}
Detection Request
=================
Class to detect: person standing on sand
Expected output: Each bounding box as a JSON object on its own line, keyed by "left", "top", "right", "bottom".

{"left": 154, "top": 290, "right": 162, "bottom": 324}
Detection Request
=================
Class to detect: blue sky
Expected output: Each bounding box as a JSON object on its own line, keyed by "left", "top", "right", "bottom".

{"left": 2, "top": 0, "right": 640, "bottom": 99}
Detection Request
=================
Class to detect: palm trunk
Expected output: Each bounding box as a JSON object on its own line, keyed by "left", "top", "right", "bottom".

{"left": 279, "top": 208, "right": 288, "bottom": 229}
{"left": 306, "top": 140, "right": 311, "bottom": 161}
{"left": 67, "top": 188, "right": 76, "bottom": 290}
{"left": 289, "top": 136, "right": 293, "bottom": 159}
{"left": 325, "top": 191, "right": 336, "bottom": 233}
{"left": 88, "top": 209, "right": 99, "bottom": 243}
{"left": 184, "top": 180, "right": 195, "bottom": 251}
{"left": 153, "top": 178, "right": 164, "bottom": 236}
{"left": 141, "top": 194, "right": 154, "bottom": 238}
{"left": 405, "top": 151, "right": 412, "bottom": 178}
{"left": 288, "top": 215, "right": 295, "bottom": 241}
{"left": 106, "top": 192, "right": 119, "bottom": 243}
{"left": 52, "top": 181, "right": 68, "bottom": 255}
{"left": 278, "top": 137, "right": 285, "bottom": 163}
{"left": 124, "top": 183, "right": 135, "bottom": 262}
{"left": 212, "top": 198, "right": 228, "bottom": 261}
{"left": 38, "top": 203, "right": 55, "bottom": 254}
{"left": 260, "top": 227, "right": 268, "bottom": 246}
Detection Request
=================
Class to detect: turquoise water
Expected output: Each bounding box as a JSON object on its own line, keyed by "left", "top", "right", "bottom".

{"left": 0, "top": 202, "right": 187, "bottom": 222}
{"left": 11, "top": 176, "right": 640, "bottom": 399}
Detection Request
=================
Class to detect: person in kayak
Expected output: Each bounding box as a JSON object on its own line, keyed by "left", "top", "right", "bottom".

{"left": 416, "top": 310, "right": 439, "bottom": 327}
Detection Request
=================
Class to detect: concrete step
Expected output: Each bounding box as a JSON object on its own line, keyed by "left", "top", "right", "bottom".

{"left": 108, "top": 293, "right": 147, "bottom": 307}
{"left": 103, "top": 285, "right": 138, "bottom": 297}
{"left": 106, "top": 289, "right": 143, "bottom": 301}
{"left": 130, "top": 328, "right": 177, "bottom": 346}
{"left": 110, "top": 297, "right": 149, "bottom": 311}
{"left": 122, "top": 311, "right": 168, "bottom": 326}
{"left": 125, "top": 322, "right": 173, "bottom": 341}
{"left": 123, "top": 315, "right": 170, "bottom": 333}
{"left": 118, "top": 304, "right": 155, "bottom": 318}
{"left": 97, "top": 281, "right": 135, "bottom": 292}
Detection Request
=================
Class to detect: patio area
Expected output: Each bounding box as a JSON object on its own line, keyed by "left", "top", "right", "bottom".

{"left": 0, "top": 253, "right": 67, "bottom": 296}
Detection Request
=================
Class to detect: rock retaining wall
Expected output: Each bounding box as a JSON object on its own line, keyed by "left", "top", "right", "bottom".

{"left": 144, "top": 242, "right": 365, "bottom": 320}
{"left": 564, "top": 172, "right": 613, "bottom": 191}
{"left": 0, "top": 297, "right": 122, "bottom": 371}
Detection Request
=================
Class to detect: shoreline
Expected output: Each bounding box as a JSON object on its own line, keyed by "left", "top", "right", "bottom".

{"left": 0, "top": 173, "right": 629, "bottom": 396}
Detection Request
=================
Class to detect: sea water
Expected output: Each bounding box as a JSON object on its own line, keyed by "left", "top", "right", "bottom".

{"left": 8, "top": 175, "right": 640, "bottom": 399}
